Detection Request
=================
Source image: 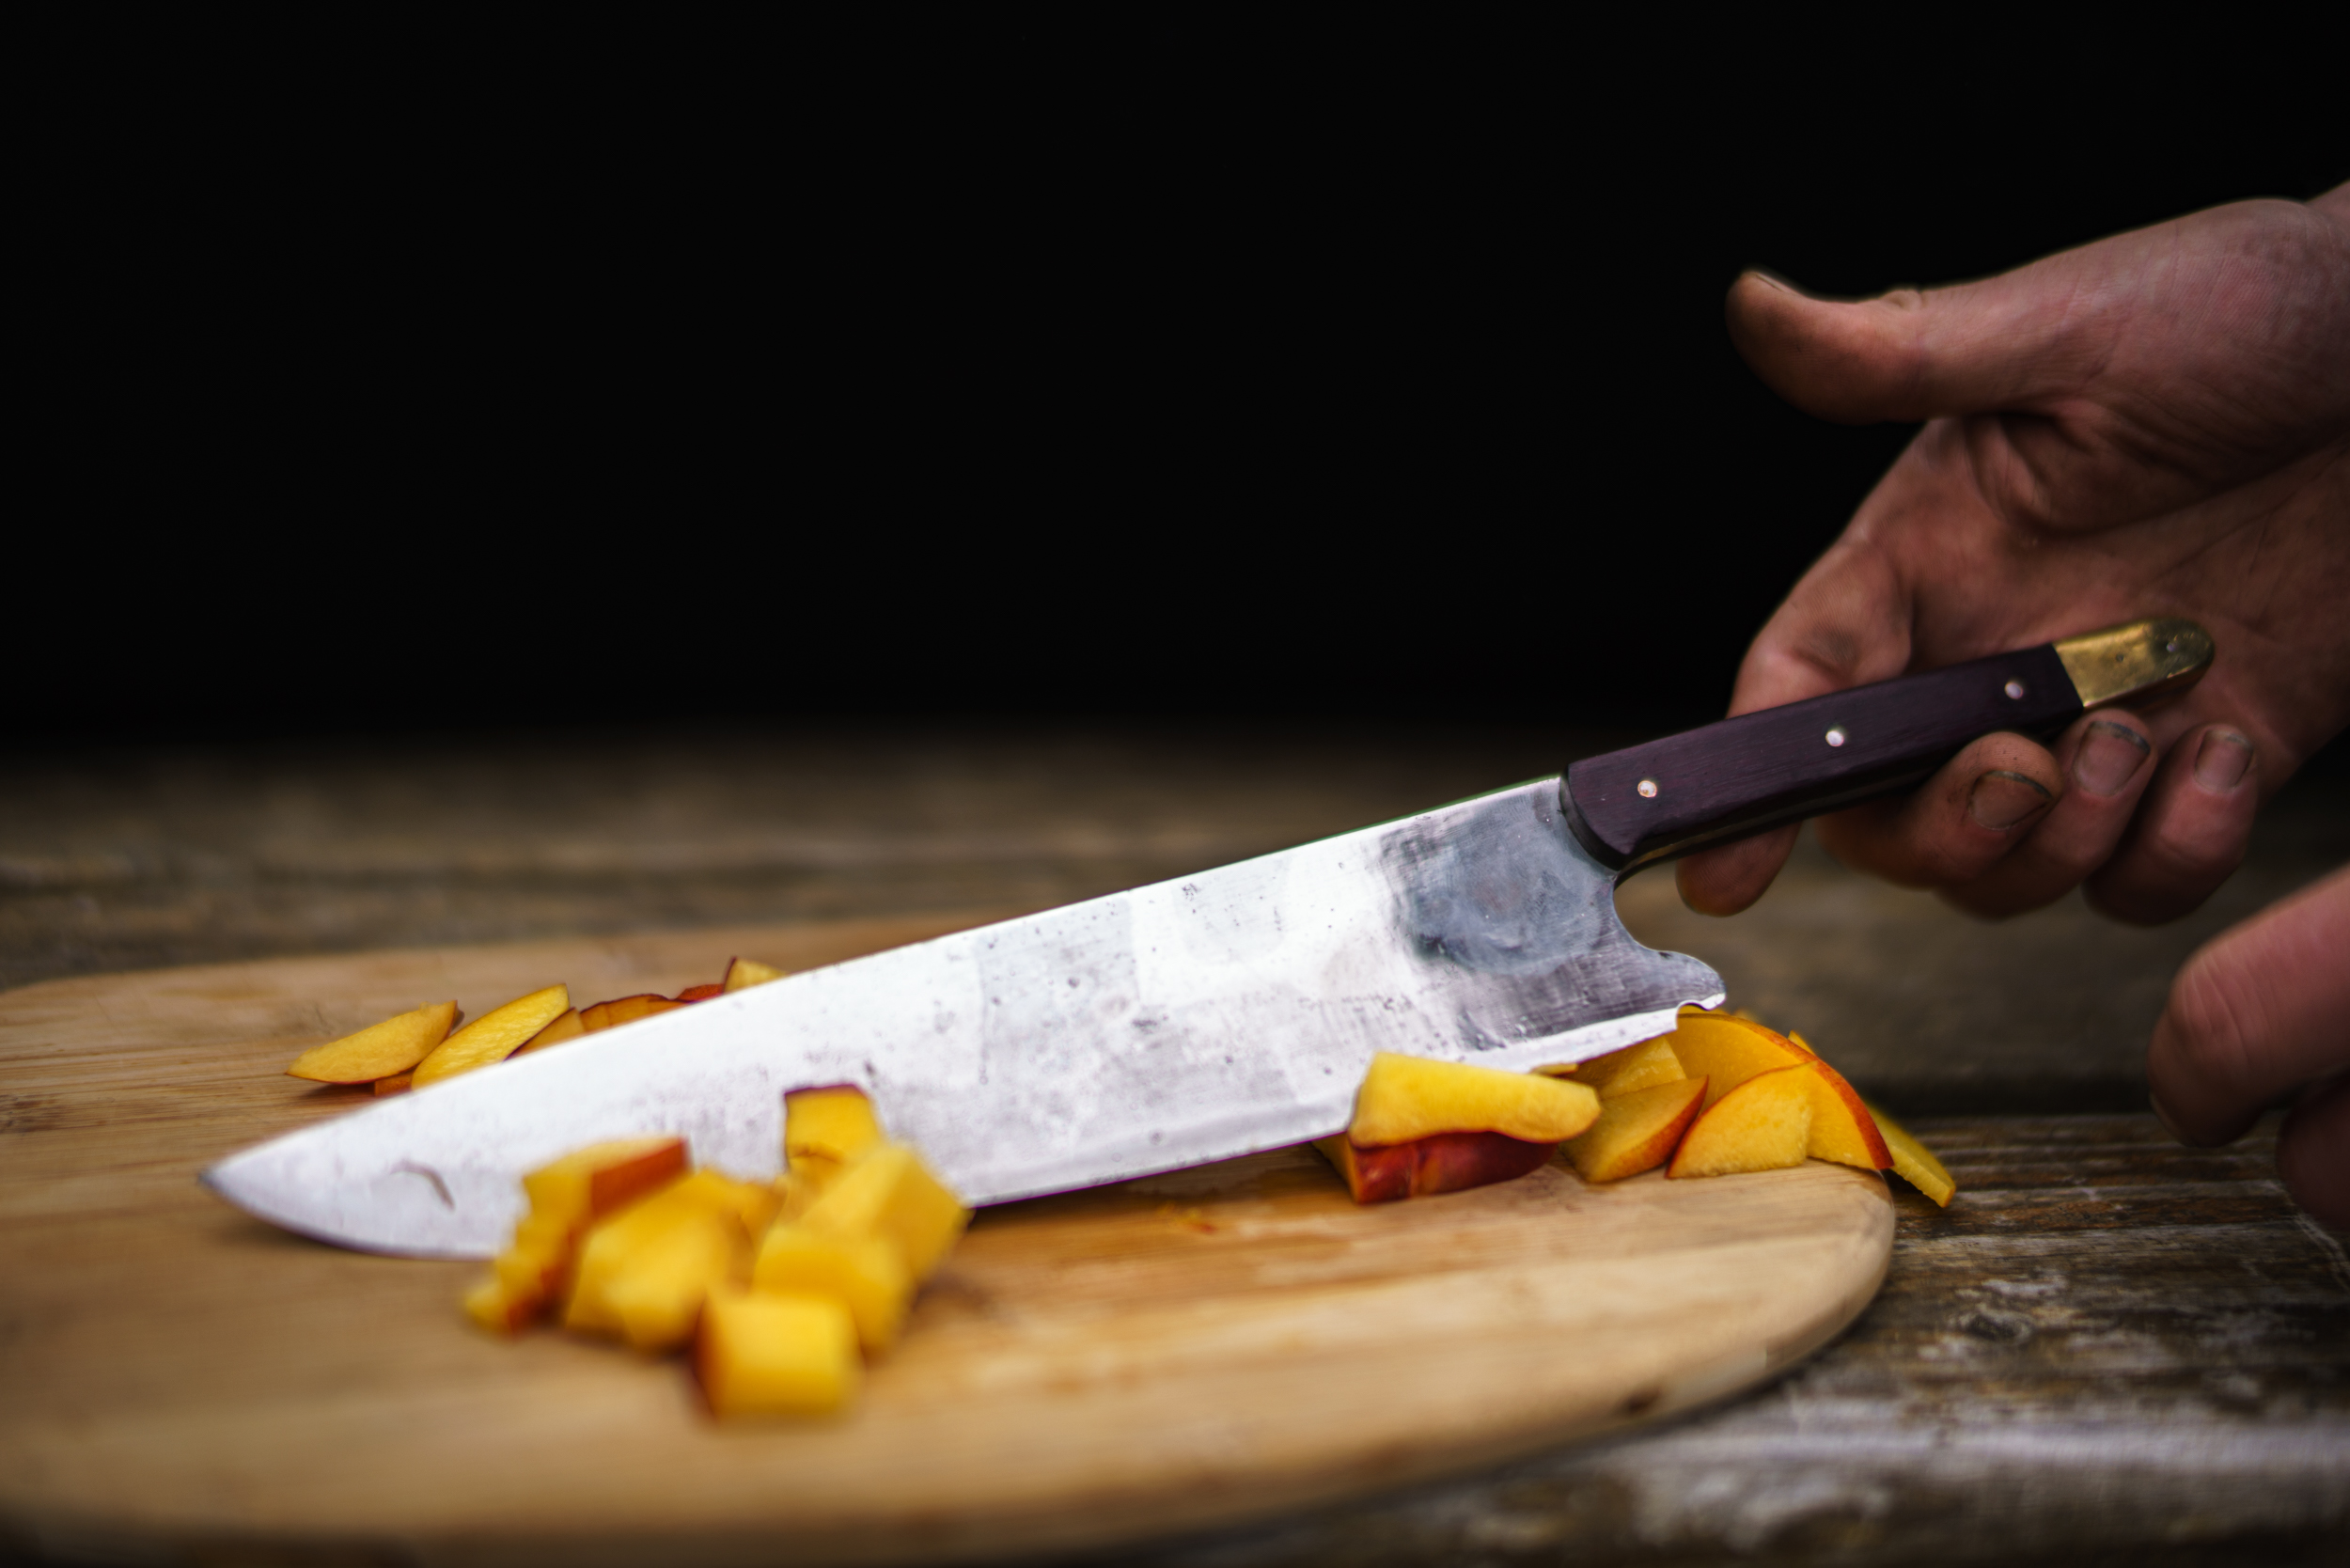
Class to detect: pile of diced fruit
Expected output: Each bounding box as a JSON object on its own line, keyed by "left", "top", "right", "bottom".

{"left": 284, "top": 971, "right": 1950, "bottom": 1421}
{"left": 462, "top": 1089, "right": 965, "bottom": 1419}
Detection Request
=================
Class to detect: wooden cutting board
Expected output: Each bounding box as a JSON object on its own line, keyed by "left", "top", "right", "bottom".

{"left": 0, "top": 914, "right": 1893, "bottom": 1567}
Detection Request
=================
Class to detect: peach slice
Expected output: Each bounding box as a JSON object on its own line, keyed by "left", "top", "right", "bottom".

{"left": 373, "top": 1072, "right": 414, "bottom": 1097}
{"left": 1347, "top": 1053, "right": 1601, "bottom": 1146}
{"left": 1668, "top": 1065, "right": 1814, "bottom": 1179}
{"left": 786, "top": 1086, "right": 885, "bottom": 1187}
{"left": 801, "top": 1144, "right": 968, "bottom": 1282}
{"left": 752, "top": 1225, "right": 914, "bottom": 1354}
{"left": 413, "top": 985, "right": 572, "bottom": 1089}
{"left": 1574, "top": 1036, "right": 1687, "bottom": 1100}
{"left": 1798, "top": 1060, "right": 1892, "bottom": 1170}
{"left": 1564, "top": 1076, "right": 1708, "bottom": 1184}
{"left": 1864, "top": 1099, "right": 1956, "bottom": 1206}
{"left": 578, "top": 994, "right": 688, "bottom": 1034}
{"left": 511, "top": 1007, "right": 587, "bottom": 1058}
{"left": 674, "top": 982, "right": 725, "bottom": 1002}
{"left": 724, "top": 957, "right": 788, "bottom": 994}
{"left": 1665, "top": 1009, "right": 1812, "bottom": 1112}
{"left": 697, "top": 1287, "right": 859, "bottom": 1418}
{"left": 1314, "top": 1130, "right": 1558, "bottom": 1204}
{"left": 1739, "top": 1024, "right": 1891, "bottom": 1170}
{"left": 285, "top": 1000, "right": 460, "bottom": 1084}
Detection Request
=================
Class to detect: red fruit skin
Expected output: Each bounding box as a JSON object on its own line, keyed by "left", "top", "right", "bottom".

{"left": 1407, "top": 1132, "right": 1559, "bottom": 1196}
{"left": 1327, "top": 1132, "right": 1559, "bottom": 1203}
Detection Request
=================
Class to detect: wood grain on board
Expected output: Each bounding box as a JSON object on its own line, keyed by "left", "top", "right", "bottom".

{"left": 0, "top": 917, "right": 1892, "bottom": 1567}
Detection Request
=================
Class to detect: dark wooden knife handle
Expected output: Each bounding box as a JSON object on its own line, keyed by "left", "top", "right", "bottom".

{"left": 1562, "top": 619, "right": 2214, "bottom": 871}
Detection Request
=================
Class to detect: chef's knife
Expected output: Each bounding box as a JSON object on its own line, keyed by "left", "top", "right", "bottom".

{"left": 205, "top": 618, "right": 2210, "bottom": 1256}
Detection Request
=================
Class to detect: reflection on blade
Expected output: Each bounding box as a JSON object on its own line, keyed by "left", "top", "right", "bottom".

{"left": 202, "top": 778, "right": 1722, "bottom": 1257}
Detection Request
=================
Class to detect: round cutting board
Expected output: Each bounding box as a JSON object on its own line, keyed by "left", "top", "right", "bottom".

{"left": 0, "top": 914, "right": 1892, "bottom": 1566}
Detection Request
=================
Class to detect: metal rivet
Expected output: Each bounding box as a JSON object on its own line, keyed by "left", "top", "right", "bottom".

{"left": 2004, "top": 680, "right": 2027, "bottom": 699}
{"left": 1825, "top": 727, "right": 1847, "bottom": 748}
{"left": 1637, "top": 778, "right": 1659, "bottom": 799}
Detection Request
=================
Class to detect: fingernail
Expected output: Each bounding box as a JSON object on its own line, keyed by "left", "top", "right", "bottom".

{"left": 2149, "top": 1090, "right": 2188, "bottom": 1144}
{"left": 2194, "top": 729, "right": 2254, "bottom": 790}
{"left": 1968, "top": 770, "right": 2053, "bottom": 831}
{"left": 2074, "top": 721, "right": 2151, "bottom": 796}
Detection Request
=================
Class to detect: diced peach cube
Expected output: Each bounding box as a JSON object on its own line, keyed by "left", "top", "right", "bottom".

{"left": 753, "top": 1225, "right": 913, "bottom": 1354}
{"left": 521, "top": 1137, "right": 690, "bottom": 1233}
{"left": 603, "top": 1217, "right": 742, "bottom": 1354}
{"left": 801, "top": 1144, "right": 968, "bottom": 1282}
{"left": 697, "top": 1287, "right": 859, "bottom": 1418}
{"left": 785, "top": 1087, "right": 885, "bottom": 1187}
{"left": 462, "top": 1275, "right": 539, "bottom": 1336}
{"left": 660, "top": 1168, "right": 782, "bottom": 1238}
{"left": 565, "top": 1199, "right": 742, "bottom": 1352}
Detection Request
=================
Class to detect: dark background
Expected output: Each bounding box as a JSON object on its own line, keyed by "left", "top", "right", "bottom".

{"left": 24, "top": 23, "right": 2348, "bottom": 750}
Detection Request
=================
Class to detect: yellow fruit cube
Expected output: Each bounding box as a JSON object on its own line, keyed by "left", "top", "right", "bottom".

{"left": 565, "top": 1182, "right": 751, "bottom": 1348}
{"left": 786, "top": 1087, "right": 885, "bottom": 1183}
{"left": 801, "top": 1144, "right": 968, "bottom": 1282}
{"left": 462, "top": 1275, "right": 537, "bottom": 1335}
{"left": 659, "top": 1168, "right": 781, "bottom": 1238}
{"left": 753, "top": 1224, "right": 913, "bottom": 1353}
{"left": 520, "top": 1137, "right": 689, "bottom": 1232}
{"left": 605, "top": 1218, "right": 741, "bottom": 1354}
{"left": 697, "top": 1288, "right": 860, "bottom": 1418}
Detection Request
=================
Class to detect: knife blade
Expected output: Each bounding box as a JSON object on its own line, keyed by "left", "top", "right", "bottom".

{"left": 202, "top": 617, "right": 2211, "bottom": 1257}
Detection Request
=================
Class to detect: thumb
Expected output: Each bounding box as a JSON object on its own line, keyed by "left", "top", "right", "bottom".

{"left": 1725, "top": 268, "right": 2088, "bottom": 425}
{"left": 2146, "top": 863, "right": 2350, "bottom": 1148}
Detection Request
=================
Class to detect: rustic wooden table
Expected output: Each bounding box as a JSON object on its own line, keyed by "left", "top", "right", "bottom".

{"left": 4, "top": 724, "right": 2345, "bottom": 1565}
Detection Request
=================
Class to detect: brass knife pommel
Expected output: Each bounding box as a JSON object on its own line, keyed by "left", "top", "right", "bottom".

{"left": 2054, "top": 618, "right": 2214, "bottom": 711}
